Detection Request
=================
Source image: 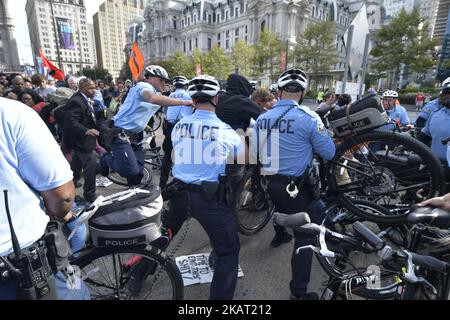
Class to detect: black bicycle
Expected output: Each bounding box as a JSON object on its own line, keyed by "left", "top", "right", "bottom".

{"left": 274, "top": 206, "right": 450, "bottom": 300}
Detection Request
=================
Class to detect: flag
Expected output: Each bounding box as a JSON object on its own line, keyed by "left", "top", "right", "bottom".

{"left": 39, "top": 50, "right": 65, "bottom": 81}
{"left": 128, "top": 42, "right": 145, "bottom": 81}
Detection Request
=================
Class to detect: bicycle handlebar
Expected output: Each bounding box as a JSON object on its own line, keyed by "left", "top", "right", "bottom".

{"left": 407, "top": 206, "right": 450, "bottom": 229}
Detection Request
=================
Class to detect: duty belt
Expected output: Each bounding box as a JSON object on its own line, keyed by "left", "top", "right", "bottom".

{"left": 265, "top": 174, "right": 304, "bottom": 185}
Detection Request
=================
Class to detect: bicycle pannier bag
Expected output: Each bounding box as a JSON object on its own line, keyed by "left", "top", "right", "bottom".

{"left": 328, "top": 94, "right": 389, "bottom": 137}
{"left": 88, "top": 184, "right": 163, "bottom": 247}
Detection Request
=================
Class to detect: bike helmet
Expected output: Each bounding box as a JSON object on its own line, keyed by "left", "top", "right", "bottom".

{"left": 172, "top": 76, "right": 189, "bottom": 86}
{"left": 277, "top": 68, "right": 308, "bottom": 91}
{"left": 269, "top": 84, "right": 278, "bottom": 94}
{"left": 441, "top": 77, "right": 450, "bottom": 93}
{"left": 382, "top": 90, "right": 399, "bottom": 99}
{"left": 144, "top": 65, "right": 170, "bottom": 81}
{"left": 188, "top": 75, "right": 220, "bottom": 99}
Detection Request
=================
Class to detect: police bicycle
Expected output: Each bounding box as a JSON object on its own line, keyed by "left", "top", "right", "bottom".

{"left": 274, "top": 205, "right": 450, "bottom": 300}
{"left": 68, "top": 189, "right": 184, "bottom": 300}
{"left": 316, "top": 94, "right": 446, "bottom": 225}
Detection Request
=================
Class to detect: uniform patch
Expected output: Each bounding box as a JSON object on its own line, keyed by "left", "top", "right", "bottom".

{"left": 317, "top": 124, "right": 327, "bottom": 136}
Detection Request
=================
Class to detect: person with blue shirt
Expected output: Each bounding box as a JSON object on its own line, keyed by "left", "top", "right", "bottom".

{"left": 125, "top": 75, "right": 244, "bottom": 299}
{"left": 252, "top": 68, "right": 335, "bottom": 300}
{"left": 100, "top": 65, "right": 193, "bottom": 187}
{"left": 418, "top": 80, "right": 450, "bottom": 191}
{"left": 159, "top": 76, "right": 193, "bottom": 189}
{"left": 381, "top": 90, "right": 410, "bottom": 130}
{"left": 0, "top": 97, "right": 90, "bottom": 300}
{"left": 415, "top": 77, "right": 450, "bottom": 129}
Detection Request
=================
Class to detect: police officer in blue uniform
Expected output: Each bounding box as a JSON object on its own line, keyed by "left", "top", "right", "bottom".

{"left": 100, "top": 65, "right": 193, "bottom": 186}
{"left": 159, "top": 76, "right": 192, "bottom": 189}
{"left": 253, "top": 69, "right": 336, "bottom": 300}
{"left": 415, "top": 77, "right": 450, "bottom": 128}
{"left": 380, "top": 90, "right": 410, "bottom": 130}
{"left": 166, "top": 75, "right": 243, "bottom": 300}
{"left": 419, "top": 80, "right": 450, "bottom": 191}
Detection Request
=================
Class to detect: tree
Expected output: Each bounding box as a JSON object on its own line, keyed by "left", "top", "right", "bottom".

{"left": 370, "top": 8, "right": 438, "bottom": 88}
{"left": 203, "top": 44, "right": 232, "bottom": 81}
{"left": 253, "top": 29, "right": 282, "bottom": 80}
{"left": 118, "top": 62, "right": 132, "bottom": 81}
{"left": 169, "top": 51, "right": 196, "bottom": 79}
{"left": 231, "top": 40, "right": 255, "bottom": 78}
{"left": 294, "top": 20, "right": 338, "bottom": 91}
{"left": 82, "top": 67, "right": 113, "bottom": 81}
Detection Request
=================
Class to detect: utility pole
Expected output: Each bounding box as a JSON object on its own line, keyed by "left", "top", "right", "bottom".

{"left": 49, "top": 0, "right": 63, "bottom": 70}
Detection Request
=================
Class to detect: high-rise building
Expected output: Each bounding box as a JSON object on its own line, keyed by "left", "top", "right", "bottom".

{"left": 93, "top": 0, "right": 145, "bottom": 80}
{"left": 25, "top": 0, "right": 96, "bottom": 76}
{"left": 87, "top": 24, "right": 98, "bottom": 67}
{"left": 434, "top": 0, "right": 450, "bottom": 40}
{"left": 0, "top": 0, "right": 21, "bottom": 72}
{"left": 382, "top": 0, "right": 418, "bottom": 19}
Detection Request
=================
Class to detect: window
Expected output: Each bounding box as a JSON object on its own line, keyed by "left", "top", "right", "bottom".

{"left": 189, "top": 39, "right": 192, "bottom": 51}
{"left": 195, "top": 38, "right": 198, "bottom": 48}
{"left": 208, "top": 37, "right": 212, "bottom": 50}
{"left": 245, "top": 25, "right": 248, "bottom": 33}
{"left": 226, "top": 39, "right": 229, "bottom": 49}
{"left": 235, "top": 28, "right": 239, "bottom": 36}
{"left": 217, "top": 33, "right": 221, "bottom": 40}
{"left": 208, "top": 15, "right": 212, "bottom": 24}
{"left": 226, "top": 11, "right": 228, "bottom": 20}
{"left": 226, "top": 30, "right": 229, "bottom": 38}
{"left": 235, "top": 7, "right": 238, "bottom": 17}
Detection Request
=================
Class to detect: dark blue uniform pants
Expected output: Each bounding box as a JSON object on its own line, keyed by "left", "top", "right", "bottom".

{"left": 160, "top": 122, "right": 175, "bottom": 189}
{"left": 268, "top": 181, "right": 325, "bottom": 297}
{"left": 164, "top": 190, "right": 240, "bottom": 300}
{"left": 102, "top": 136, "right": 144, "bottom": 187}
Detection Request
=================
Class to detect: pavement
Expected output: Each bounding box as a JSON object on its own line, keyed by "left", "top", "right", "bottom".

{"left": 75, "top": 101, "right": 420, "bottom": 300}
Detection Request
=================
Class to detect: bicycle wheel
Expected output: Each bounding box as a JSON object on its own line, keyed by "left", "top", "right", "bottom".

{"left": 107, "top": 165, "right": 153, "bottom": 187}
{"left": 327, "top": 131, "right": 445, "bottom": 225}
{"left": 147, "top": 114, "right": 163, "bottom": 133}
{"left": 71, "top": 245, "right": 183, "bottom": 300}
{"left": 316, "top": 200, "right": 405, "bottom": 300}
{"left": 232, "top": 167, "right": 274, "bottom": 236}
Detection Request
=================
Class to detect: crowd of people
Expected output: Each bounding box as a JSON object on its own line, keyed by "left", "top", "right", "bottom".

{"left": 1, "top": 64, "right": 450, "bottom": 301}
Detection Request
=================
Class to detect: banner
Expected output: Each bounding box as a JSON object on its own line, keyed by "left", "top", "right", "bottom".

{"left": 56, "top": 18, "right": 75, "bottom": 50}
{"left": 39, "top": 50, "right": 65, "bottom": 81}
{"left": 280, "top": 49, "right": 287, "bottom": 72}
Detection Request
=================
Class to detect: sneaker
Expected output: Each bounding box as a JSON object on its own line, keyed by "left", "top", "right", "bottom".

{"left": 270, "top": 232, "right": 293, "bottom": 248}
{"left": 290, "top": 292, "right": 319, "bottom": 300}
{"left": 99, "top": 155, "right": 110, "bottom": 177}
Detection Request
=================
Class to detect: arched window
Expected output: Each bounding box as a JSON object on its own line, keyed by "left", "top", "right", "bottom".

{"left": 261, "top": 20, "right": 266, "bottom": 31}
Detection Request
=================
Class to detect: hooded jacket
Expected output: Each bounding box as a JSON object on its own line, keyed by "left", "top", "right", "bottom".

{"left": 216, "top": 74, "right": 262, "bottom": 131}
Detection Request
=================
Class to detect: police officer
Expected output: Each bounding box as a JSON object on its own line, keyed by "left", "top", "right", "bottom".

{"left": 418, "top": 80, "right": 450, "bottom": 191}
{"left": 0, "top": 97, "right": 90, "bottom": 300}
{"left": 415, "top": 77, "right": 450, "bottom": 128}
{"left": 253, "top": 69, "right": 336, "bottom": 300}
{"left": 159, "top": 76, "right": 192, "bottom": 189}
{"left": 380, "top": 90, "right": 410, "bottom": 130}
{"left": 100, "top": 65, "right": 193, "bottom": 186}
{"left": 142, "top": 75, "right": 243, "bottom": 300}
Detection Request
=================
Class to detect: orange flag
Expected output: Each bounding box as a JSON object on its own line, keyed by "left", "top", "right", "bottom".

{"left": 128, "top": 42, "right": 145, "bottom": 81}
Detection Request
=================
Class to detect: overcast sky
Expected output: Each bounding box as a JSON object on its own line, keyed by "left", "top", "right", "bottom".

{"left": 12, "top": 0, "right": 105, "bottom": 64}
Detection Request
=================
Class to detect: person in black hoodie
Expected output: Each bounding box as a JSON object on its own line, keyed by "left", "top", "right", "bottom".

{"left": 216, "top": 74, "right": 262, "bottom": 131}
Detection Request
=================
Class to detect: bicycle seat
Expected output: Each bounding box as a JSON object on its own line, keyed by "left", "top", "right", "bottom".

{"left": 273, "top": 212, "right": 311, "bottom": 229}
{"left": 374, "top": 151, "right": 423, "bottom": 166}
{"left": 407, "top": 206, "right": 450, "bottom": 229}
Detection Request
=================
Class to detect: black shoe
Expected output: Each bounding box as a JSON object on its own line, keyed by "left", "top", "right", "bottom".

{"left": 99, "top": 155, "right": 110, "bottom": 177}
{"left": 125, "top": 259, "right": 158, "bottom": 296}
{"left": 270, "top": 232, "right": 293, "bottom": 248}
{"left": 290, "top": 292, "right": 319, "bottom": 300}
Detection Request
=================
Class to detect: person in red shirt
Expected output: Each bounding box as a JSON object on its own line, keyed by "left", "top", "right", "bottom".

{"left": 416, "top": 92, "right": 425, "bottom": 111}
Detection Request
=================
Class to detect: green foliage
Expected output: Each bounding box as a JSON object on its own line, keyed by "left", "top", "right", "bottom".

{"left": 294, "top": 20, "right": 338, "bottom": 91}
{"left": 82, "top": 67, "right": 112, "bottom": 81}
{"left": 253, "top": 29, "right": 282, "bottom": 80}
{"left": 231, "top": 40, "right": 255, "bottom": 78}
{"left": 202, "top": 45, "right": 233, "bottom": 81}
{"left": 370, "top": 8, "right": 438, "bottom": 87}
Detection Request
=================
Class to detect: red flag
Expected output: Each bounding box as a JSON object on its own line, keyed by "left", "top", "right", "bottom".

{"left": 128, "top": 42, "right": 145, "bottom": 81}
{"left": 39, "top": 50, "right": 65, "bottom": 81}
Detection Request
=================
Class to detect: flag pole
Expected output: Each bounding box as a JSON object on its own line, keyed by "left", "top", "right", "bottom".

{"left": 49, "top": 0, "right": 63, "bottom": 71}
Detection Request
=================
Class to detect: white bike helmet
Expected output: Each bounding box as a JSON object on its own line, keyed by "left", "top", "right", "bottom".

{"left": 441, "top": 77, "right": 450, "bottom": 92}
{"left": 172, "top": 76, "right": 189, "bottom": 86}
{"left": 144, "top": 65, "right": 170, "bottom": 81}
{"left": 277, "top": 69, "right": 308, "bottom": 91}
{"left": 269, "top": 84, "right": 278, "bottom": 93}
{"left": 382, "top": 90, "right": 399, "bottom": 99}
{"left": 188, "top": 75, "right": 220, "bottom": 98}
